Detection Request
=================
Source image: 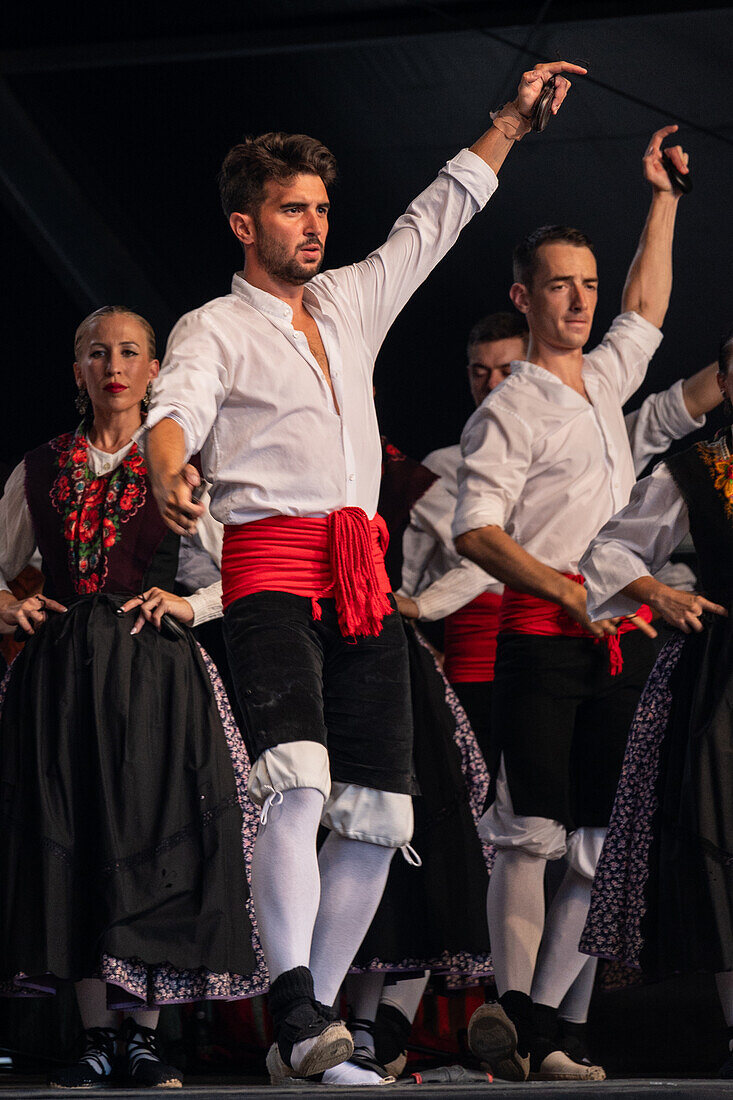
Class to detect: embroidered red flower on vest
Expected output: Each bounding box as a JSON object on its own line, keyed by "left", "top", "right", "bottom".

{"left": 50, "top": 429, "right": 148, "bottom": 593}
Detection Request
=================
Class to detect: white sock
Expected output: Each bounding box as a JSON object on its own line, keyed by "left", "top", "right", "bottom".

{"left": 486, "top": 848, "right": 547, "bottom": 996}
{"left": 715, "top": 971, "right": 733, "bottom": 1033}
{"left": 321, "top": 1060, "right": 384, "bottom": 1085}
{"left": 309, "top": 832, "right": 395, "bottom": 1008}
{"left": 531, "top": 866, "right": 593, "bottom": 1009}
{"left": 558, "top": 956, "right": 597, "bottom": 1025}
{"left": 381, "top": 972, "right": 430, "bottom": 1024}
{"left": 345, "top": 972, "right": 385, "bottom": 1051}
{"left": 251, "top": 787, "right": 324, "bottom": 982}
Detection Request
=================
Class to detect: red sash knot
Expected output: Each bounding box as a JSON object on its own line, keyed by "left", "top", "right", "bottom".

{"left": 222, "top": 508, "right": 392, "bottom": 638}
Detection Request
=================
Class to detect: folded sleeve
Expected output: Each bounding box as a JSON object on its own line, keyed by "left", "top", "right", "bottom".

{"left": 584, "top": 311, "right": 663, "bottom": 407}
{"left": 146, "top": 313, "right": 232, "bottom": 459}
{"left": 625, "top": 378, "right": 705, "bottom": 476}
{"left": 0, "top": 461, "right": 37, "bottom": 593}
{"left": 453, "top": 401, "right": 532, "bottom": 540}
{"left": 580, "top": 463, "right": 689, "bottom": 620}
{"left": 320, "top": 149, "right": 498, "bottom": 358}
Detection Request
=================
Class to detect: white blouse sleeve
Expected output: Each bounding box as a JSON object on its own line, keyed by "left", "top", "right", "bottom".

{"left": 580, "top": 463, "right": 689, "bottom": 620}
{"left": 175, "top": 488, "right": 224, "bottom": 626}
{"left": 0, "top": 460, "right": 37, "bottom": 593}
{"left": 625, "top": 378, "right": 705, "bottom": 475}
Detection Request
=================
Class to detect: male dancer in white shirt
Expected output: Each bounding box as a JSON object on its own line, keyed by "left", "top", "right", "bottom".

{"left": 452, "top": 125, "right": 689, "bottom": 1081}
{"left": 144, "top": 61, "right": 585, "bottom": 1087}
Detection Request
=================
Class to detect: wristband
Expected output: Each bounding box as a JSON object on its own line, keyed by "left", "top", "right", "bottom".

{"left": 490, "top": 102, "right": 532, "bottom": 141}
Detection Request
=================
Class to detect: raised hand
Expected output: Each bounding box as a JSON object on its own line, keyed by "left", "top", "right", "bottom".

{"left": 514, "top": 60, "right": 587, "bottom": 121}
{"left": 643, "top": 124, "right": 689, "bottom": 193}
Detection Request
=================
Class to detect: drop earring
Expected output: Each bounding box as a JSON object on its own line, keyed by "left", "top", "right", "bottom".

{"left": 75, "top": 387, "right": 90, "bottom": 417}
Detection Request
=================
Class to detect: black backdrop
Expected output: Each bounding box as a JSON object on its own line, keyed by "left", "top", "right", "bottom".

{"left": 1, "top": 2, "right": 731, "bottom": 470}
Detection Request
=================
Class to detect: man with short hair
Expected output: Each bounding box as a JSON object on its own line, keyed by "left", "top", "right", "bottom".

{"left": 452, "top": 125, "right": 690, "bottom": 1082}
{"left": 145, "top": 63, "right": 584, "bottom": 1087}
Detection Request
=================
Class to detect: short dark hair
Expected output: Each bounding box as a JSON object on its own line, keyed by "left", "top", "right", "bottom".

{"left": 719, "top": 327, "right": 733, "bottom": 376}
{"left": 218, "top": 132, "right": 338, "bottom": 219}
{"left": 513, "top": 225, "right": 595, "bottom": 288}
{"left": 467, "top": 312, "right": 528, "bottom": 357}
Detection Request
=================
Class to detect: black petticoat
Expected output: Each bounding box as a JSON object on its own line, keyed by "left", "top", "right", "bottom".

{"left": 0, "top": 595, "right": 256, "bottom": 987}
{"left": 352, "top": 624, "right": 492, "bottom": 975}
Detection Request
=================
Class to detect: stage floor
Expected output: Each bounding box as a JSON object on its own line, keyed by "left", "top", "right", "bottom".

{"left": 2, "top": 1077, "right": 733, "bottom": 1098}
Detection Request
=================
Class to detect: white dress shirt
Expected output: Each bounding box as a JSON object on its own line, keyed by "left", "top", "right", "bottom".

{"left": 0, "top": 438, "right": 221, "bottom": 627}
{"left": 399, "top": 444, "right": 501, "bottom": 621}
{"left": 625, "top": 376, "right": 705, "bottom": 476}
{"left": 401, "top": 371, "right": 698, "bottom": 621}
{"left": 146, "top": 149, "right": 499, "bottom": 526}
{"left": 452, "top": 312, "right": 663, "bottom": 574}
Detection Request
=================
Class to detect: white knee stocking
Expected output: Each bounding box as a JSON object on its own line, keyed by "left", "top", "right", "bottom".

{"left": 558, "top": 956, "right": 598, "bottom": 1024}
{"left": 486, "top": 848, "right": 547, "bottom": 996}
{"left": 251, "top": 787, "right": 324, "bottom": 982}
{"left": 531, "top": 865, "right": 592, "bottom": 1008}
{"left": 309, "top": 832, "right": 395, "bottom": 1009}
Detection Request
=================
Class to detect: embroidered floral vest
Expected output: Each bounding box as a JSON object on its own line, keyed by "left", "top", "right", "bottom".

{"left": 24, "top": 429, "right": 177, "bottom": 602}
{"left": 665, "top": 432, "right": 733, "bottom": 606}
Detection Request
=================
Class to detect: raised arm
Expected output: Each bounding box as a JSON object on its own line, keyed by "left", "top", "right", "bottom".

{"left": 622, "top": 125, "right": 688, "bottom": 327}
{"left": 327, "top": 61, "right": 586, "bottom": 357}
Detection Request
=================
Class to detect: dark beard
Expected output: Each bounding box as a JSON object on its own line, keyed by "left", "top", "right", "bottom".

{"left": 255, "top": 228, "right": 323, "bottom": 286}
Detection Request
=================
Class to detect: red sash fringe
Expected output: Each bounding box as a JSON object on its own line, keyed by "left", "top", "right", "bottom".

{"left": 221, "top": 509, "right": 392, "bottom": 638}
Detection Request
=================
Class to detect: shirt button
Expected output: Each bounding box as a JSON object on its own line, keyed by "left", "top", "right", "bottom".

{"left": 348, "top": 474, "right": 355, "bottom": 482}
{"left": 102, "top": 463, "right": 110, "bottom": 471}
{"left": 332, "top": 369, "right": 340, "bottom": 378}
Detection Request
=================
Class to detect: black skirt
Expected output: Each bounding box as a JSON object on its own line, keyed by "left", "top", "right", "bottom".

{"left": 641, "top": 610, "right": 733, "bottom": 975}
{"left": 0, "top": 595, "right": 258, "bottom": 994}
{"left": 352, "top": 625, "right": 492, "bottom": 975}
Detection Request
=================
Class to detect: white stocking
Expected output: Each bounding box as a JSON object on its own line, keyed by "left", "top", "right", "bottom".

{"left": 531, "top": 866, "right": 592, "bottom": 1009}
{"left": 381, "top": 972, "right": 430, "bottom": 1024}
{"left": 309, "top": 832, "right": 395, "bottom": 1009}
{"left": 251, "top": 787, "right": 324, "bottom": 982}
{"left": 558, "top": 956, "right": 598, "bottom": 1024}
{"left": 486, "top": 848, "right": 547, "bottom": 996}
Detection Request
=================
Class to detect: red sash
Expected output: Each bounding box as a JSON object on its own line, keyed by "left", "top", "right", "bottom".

{"left": 221, "top": 508, "right": 391, "bottom": 638}
{"left": 444, "top": 591, "right": 502, "bottom": 683}
{"left": 499, "top": 574, "right": 652, "bottom": 676}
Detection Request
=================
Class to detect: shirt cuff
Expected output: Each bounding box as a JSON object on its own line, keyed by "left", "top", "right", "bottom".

{"left": 442, "top": 148, "right": 499, "bottom": 210}
{"left": 452, "top": 504, "right": 505, "bottom": 541}
{"left": 143, "top": 407, "right": 196, "bottom": 462}
{"left": 581, "top": 541, "right": 651, "bottom": 621}
{"left": 186, "top": 581, "right": 223, "bottom": 626}
{"left": 612, "top": 310, "right": 664, "bottom": 358}
{"left": 663, "top": 377, "right": 706, "bottom": 435}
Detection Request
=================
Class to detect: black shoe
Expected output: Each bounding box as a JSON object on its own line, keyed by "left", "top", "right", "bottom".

{"left": 48, "top": 1027, "right": 117, "bottom": 1089}
{"left": 559, "top": 1018, "right": 594, "bottom": 1066}
{"left": 269, "top": 967, "right": 353, "bottom": 1077}
{"left": 373, "top": 1003, "right": 411, "bottom": 1077}
{"left": 119, "top": 1018, "right": 183, "bottom": 1089}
